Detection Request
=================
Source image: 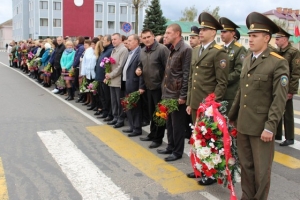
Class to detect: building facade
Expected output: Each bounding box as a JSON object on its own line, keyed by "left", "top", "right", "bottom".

{"left": 12, "top": 0, "right": 144, "bottom": 40}
{"left": 0, "top": 19, "right": 13, "bottom": 49}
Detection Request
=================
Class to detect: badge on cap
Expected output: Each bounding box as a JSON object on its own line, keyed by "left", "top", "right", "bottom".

{"left": 295, "top": 59, "right": 300, "bottom": 65}
{"left": 220, "top": 59, "right": 226, "bottom": 68}
{"left": 250, "top": 24, "right": 255, "bottom": 29}
{"left": 201, "top": 22, "right": 204, "bottom": 25}
{"left": 280, "top": 75, "right": 288, "bottom": 87}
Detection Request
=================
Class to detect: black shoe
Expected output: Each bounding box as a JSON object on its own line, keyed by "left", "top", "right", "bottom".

{"left": 82, "top": 102, "right": 90, "bottom": 106}
{"left": 103, "top": 116, "right": 113, "bottom": 122}
{"left": 128, "top": 132, "right": 142, "bottom": 137}
{"left": 75, "top": 95, "right": 84, "bottom": 103}
{"left": 198, "top": 177, "right": 217, "bottom": 185}
{"left": 113, "top": 122, "right": 124, "bottom": 128}
{"left": 164, "top": 154, "right": 182, "bottom": 162}
{"left": 149, "top": 142, "right": 161, "bottom": 149}
{"left": 186, "top": 172, "right": 196, "bottom": 178}
{"left": 87, "top": 106, "right": 96, "bottom": 110}
{"left": 107, "top": 120, "right": 117, "bottom": 125}
{"left": 279, "top": 139, "right": 294, "bottom": 146}
{"left": 94, "top": 110, "right": 102, "bottom": 115}
{"left": 67, "top": 97, "right": 74, "bottom": 101}
{"left": 65, "top": 96, "right": 70, "bottom": 100}
{"left": 87, "top": 104, "right": 92, "bottom": 107}
{"left": 157, "top": 149, "right": 172, "bottom": 154}
{"left": 140, "top": 136, "right": 153, "bottom": 141}
{"left": 122, "top": 129, "right": 133, "bottom": 133}
{"left": 142, "top": 121, "right": 150, "bottom": 127}
{"left": 97, "top": 113, "right": 108, "bottom": 119}
{"left": 93, "top": 107, "right": 98, "bottom": 111}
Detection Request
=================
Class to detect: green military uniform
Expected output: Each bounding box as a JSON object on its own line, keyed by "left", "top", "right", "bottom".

{"left": 187, "top": 12, "right": 229, "bottom": 122}
{"left": 228, "top": 12, "right": 289, "bottom": 200}
{"left": 275, "top": 28, "right": 300, "bottom": 145}
{"left": 219, "top": 17, "right": 247, "bottom": 113}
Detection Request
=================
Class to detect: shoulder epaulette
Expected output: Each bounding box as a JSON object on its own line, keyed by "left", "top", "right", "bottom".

{"left": 234, "top": 42, "right": 242, "bottom": 47}
{"left": 270, "top": 52, "right": 284, "bottom": 59}
{"left": 214, "top": 44, "right": 222, "bottom": 50}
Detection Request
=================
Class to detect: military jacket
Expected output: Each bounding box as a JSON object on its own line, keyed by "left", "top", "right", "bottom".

{"left": 187, "top": 40, "right": 229, "bottom": 109}
{"left": 228, "top": 48, "right": 289, "bottom": 136}
{"left": 223, "top": 41, "right": 247, "bottom": 99}
{"left": 278, "top": 42, "right": 300, "bottom": 94}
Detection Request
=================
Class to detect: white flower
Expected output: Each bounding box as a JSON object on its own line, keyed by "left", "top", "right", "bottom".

{"left": 235, "top": 170, "right": 241, "bottom": 183}
{"left": 212, "top": 154, "right": 222, "bottom": 165}
{"left": 219, "top": 148, "right": 224, "bottom": 155}
{"left": 195, "top": 163, "right": 202, "bottom": 171}
{"left": 201, "top": 126, "right": 207, "bottom": 135}
{"left": 205, "top": 106, "right": 213, "bottom": 117}
{"left": 198, "top": 147, "right": 211, "bottom": 159}
{"left": 204, "top": 160, "right": 215, "bottom": 170}
{"left": 194, "top": 140, "right": 201, "bottom": 148}
{"left": 211, "top": 138, "right": 215, "bottom": 142}
{"left": 228, "top": 157, "right": 236, "bottom": 165}
{"left": 209, "top": 142, "right": 215, "bottom": 148}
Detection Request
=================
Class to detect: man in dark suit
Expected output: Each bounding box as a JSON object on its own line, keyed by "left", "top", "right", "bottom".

{"left": 122, "top": 34, "right": 145, "bottom": 136}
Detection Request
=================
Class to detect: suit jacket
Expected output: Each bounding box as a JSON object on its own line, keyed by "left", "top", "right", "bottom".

{"left": 228, "top": 48, "right": 289, "bottom": 136}
{"left": 187, "top": 40, "right": 229, "bottom": 109}
{"left": 108, "top": 43, "right": 129, "bottom": 87}
{"left": 122, "top": 47, "right": 145, "bottom": 93}
{"left": 223, "top": 41, "right": 247, "bottom": 100}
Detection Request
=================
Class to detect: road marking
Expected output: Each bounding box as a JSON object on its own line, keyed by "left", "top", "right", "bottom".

{"left": 37, "top": 130, "right": 129, "bottom": 200}
{"left": 294, "top": 110, "right": 300, "bottom": 116}
{"left": 274, "top": 151, "right": 300, "bottom": 169}
{"left": 0, "top": 61, "right": 102, "bottom": 126}
{"left": 275, "top": 136, "right": 300, "bottom": 151}
{"left": 87, "top": 125, "right": 203, "bottom": 194}
{"left": 199, "top": 192, "right": 220, "bottom": 200}
{"left": 0, "top": 157, "right": 9, "bottom": 200}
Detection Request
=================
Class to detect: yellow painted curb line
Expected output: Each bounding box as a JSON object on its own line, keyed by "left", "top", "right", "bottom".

{"left": 0, "top": 157, "right": 9, "bottom": 200}
{"left": 87, "top": 125, "right": 203, "bottom": 194}
{"left": 274, "top": 151, "right": 300, "bottom": 169}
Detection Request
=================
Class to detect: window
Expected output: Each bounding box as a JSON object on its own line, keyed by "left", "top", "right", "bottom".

{"left": 40, "top": 18, "right": 48, "bottom": 26}
{"left": 108, "top": 21, "right": 115, "bottom": 29}
{"left": 245, "top": 39, "right": 248, "bottom": 44}
{"left": 184, "top": 36, "right": 188, "bottom": 41}
{"left": 96, "top": 4, "right": 102, "bottom": 12}
{"left": 120, "top": 6, "right": 127, "bottom": 14}
{"left": 95, "top": 20, "right": 102, "bottom": 28}
{"left": 16, "top": 7, "right": 19, "bottom": 14}
{"left": 53, "top": 19, "right": 61, "bottom": 27}
{"left": 108, "top": 5, "right": 115, "bottom": 13}
{"left": 217, "top": 37, "right": 220, "bottom": 43}
{"left": 29, "top": 19, "right": 33, "bottom": 27}
{"left": 131, "top": 22, "right": 135, "bottom": 30}
{"left": 53, "top": 2, "right": 61, "bottom": 10}
{"left": 132, "top": 6, "right": 135, "bottom": 15}
{"left": 40, "top": 1, "right": 48, "bottom": 9}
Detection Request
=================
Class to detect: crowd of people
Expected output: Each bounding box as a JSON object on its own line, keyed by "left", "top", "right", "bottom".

{"left": 5, "top": 11, "right": 300, "bottom": 200}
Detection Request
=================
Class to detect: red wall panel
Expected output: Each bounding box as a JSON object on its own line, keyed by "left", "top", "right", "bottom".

{"left": 63, "top": 0, "right": 94, "bottom": 38}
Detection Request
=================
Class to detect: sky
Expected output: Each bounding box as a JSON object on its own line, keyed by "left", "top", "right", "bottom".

{"left": 0, "top": 0, "right": 298, "bottom": 26}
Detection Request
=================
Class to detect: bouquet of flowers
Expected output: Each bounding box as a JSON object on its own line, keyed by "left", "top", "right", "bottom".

{"left": 43, "top": 63, "right": 52, "bottom": 76}
{"left": 87, "top": 81, "right": 99, "bottom": 95}
{"left": 68, "top": 68, "right": 75, "bottom": 77}
{"left": 13, "top": 57, "right": 18, "bottom": 63}
{"left": 55, "top": 75, "right": 65, "bottom": 89}
{"left": 153, "top": 99, "right": 178, "bottom": 126}
{"left": 9, "top": 54, "right": 13, "bottom": 61}
{"left": 100, "top": 57, "right": 116, "bottom": 84}
{"left": 189, "top": 93, "right": 239, "bottom": 200}
{"left": 27, "top": 52, "right": 34, "bottom": 60}
{"left": 79, "top": 77, "right": 89, "bottom": 93}
{"left": 120, "top": 91, "right": 140, "bottom": 111}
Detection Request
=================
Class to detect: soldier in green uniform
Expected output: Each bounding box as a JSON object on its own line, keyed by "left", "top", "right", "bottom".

{"left": 219, "top": 17, "right": 247, "bottom": 113}
{"left": 186, "top": 12, "right": 229, "bottom": 185}
{"left": 228, "top": 12, "right": 289, "bottom": 200}
{"left": 189, "top": 26, "right": 201, "bottom": 48}
{"left": 275, "top": 27, "right": 300, "bottom": 146}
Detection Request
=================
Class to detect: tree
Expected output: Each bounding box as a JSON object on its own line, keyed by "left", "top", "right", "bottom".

{"left": 180, "top": 5, "right": 198, "bottom": 21}
{"left": 273, "top": 19, "right": 288, "bottom": 31}
{"left": 203, "top": 6, "right": 220, "bottom": 20}
{"left": 126, "top": 0, "right": 149, "bottom": 34}
{"left": 143, "top": 0, "right": 167, "bottom": 35}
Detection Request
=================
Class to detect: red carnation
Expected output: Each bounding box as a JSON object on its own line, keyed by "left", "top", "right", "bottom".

{"left": 159, "top": 105, "right": 168, "bottom": 113}
{"left": 109, "top": 57, "right": 116, "bottom": 64}
{"left": 204, "top": 132, "right": 212, "bottom": 140}
{"left": 190, "top": 137, "right": 195, "bottom": 145}
{"left": 196, "top": 133, "right": 203, "bottom": 140}
{"left": 200, "top": 139, "right": 206, "bottom": 147}
{"left": 231, "top": 128, "right": 237, "bottom": 138}
{"left": 217, "top": 178, "right": 223, "bottom": 184}
{"left": 198, "top": 121, "right": 205, "bottom": 127}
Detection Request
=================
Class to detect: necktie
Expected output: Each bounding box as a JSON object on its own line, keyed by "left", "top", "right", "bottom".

{"left": 251, "top": 56, "right": 256, "bottom": 65}
{"left": 199, "top": 47, "right": 204, "bottom": 56}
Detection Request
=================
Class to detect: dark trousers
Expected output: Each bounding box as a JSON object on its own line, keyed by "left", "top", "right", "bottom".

{"left": 147, "top": 89, "right": 165, "bottom": 143}
{"left": 73, "top": 68, "right": 79, "bottom": 90}
{"left": 237, "top": 132, "right": 274, "bottom": 200}
{"left": 276, "top": 99, "right": 294, "bottom": 140}
{"left": 99, "top": 82, "right": 112, "bottom": 117}
{"left": 166, "top": 104, "right": 186, "bottom": 156}
{"left": 126, "top": 99, "right": 142, "bottom": 134}
{"left": 185, "top": 113, "right": 193, "bottom": 139}
{"left": 54, "top": 66, "right": 62, "bottom": 83}
{"left": 141, "top": 90, "right": 150, "bottom": 123}
{"left": 110, "top": 86, "right": 124, "bottom": 122}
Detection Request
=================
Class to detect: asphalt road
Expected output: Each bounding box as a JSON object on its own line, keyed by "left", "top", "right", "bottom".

{"left": 0, "top": 51, "right": 299, "bottom": 200}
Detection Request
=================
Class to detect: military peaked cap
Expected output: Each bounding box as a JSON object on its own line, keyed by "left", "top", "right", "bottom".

{"left": 198, "top": 12, "right": 223, "bottom": 30}
{"left": 246, "top": 12, "right": 279, "bottom": 34}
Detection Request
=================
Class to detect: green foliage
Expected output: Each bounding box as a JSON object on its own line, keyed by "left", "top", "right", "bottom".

{"left": 143, "top": 0, "right": 167, "bottom": 35}
{"left": 203, "top": 6, "right": 220, "bottom": 20}
{"left": 179, "top": 5, "right": 198, "bottom": 21}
